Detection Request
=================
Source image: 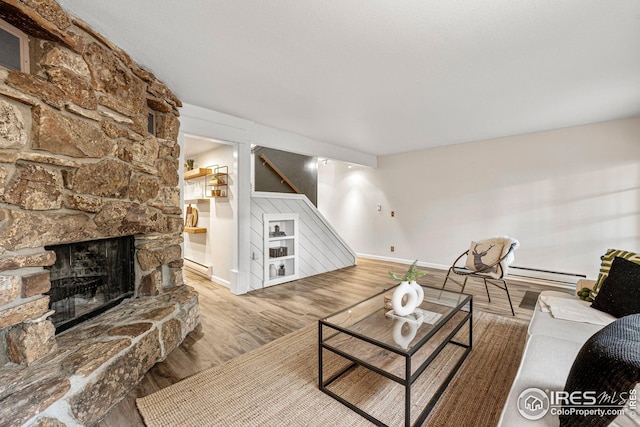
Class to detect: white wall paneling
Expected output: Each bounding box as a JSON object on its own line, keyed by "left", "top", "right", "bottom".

{"left": 250, "top": 192, "right": 356, "bottom": 290}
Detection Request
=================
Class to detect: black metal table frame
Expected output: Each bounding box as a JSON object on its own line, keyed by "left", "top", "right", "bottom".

{"left": 318, "top": 288, "right": 473, "bottom": 427}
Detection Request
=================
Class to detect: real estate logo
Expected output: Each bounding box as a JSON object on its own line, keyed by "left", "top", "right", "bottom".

{"left": 517, "top": 388, "right": 550, "bottom": 420}
{"left": 517, "top": 387, "right": 637, "bottom": 420}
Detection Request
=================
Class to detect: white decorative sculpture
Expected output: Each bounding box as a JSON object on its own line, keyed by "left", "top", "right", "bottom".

{"left": 388, "top": 260, "right": 428, "bottom": 316}
{"left": 391, "top": 281, "right": 419, "bottom": 316}
{"left": 409, "top": 280, "right": 424, "bottom": 306}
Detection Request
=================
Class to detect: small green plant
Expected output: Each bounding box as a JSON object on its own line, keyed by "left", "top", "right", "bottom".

{"left": 577, "top": 287, "right": 594, "bottom": 302}
{"left": 388, "top": 260, "right": 428, "bottom": 282}
{"left": 186, "top": 159, "right": 195, "bottom": 170}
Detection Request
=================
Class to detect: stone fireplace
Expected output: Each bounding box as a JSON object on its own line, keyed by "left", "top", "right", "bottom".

{"left": 0, "top": 1, "right": 199, "bottom": 425}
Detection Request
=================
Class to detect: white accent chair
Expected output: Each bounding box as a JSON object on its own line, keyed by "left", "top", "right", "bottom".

{"left": 442, "top": 236, "right": 520, "bottom": 316}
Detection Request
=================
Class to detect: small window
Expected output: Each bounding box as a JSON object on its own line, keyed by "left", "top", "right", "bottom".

{"left": 0, "top": 19, "right": 29, "bottom": 72}
{"left": 147, "top": 111, "right": 156, "bottom": 135}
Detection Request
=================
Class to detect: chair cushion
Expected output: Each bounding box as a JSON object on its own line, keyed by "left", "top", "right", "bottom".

{"left": 464, "top": 240, "right": 504, "bottom": 273}
{"left": 591, "top": 257, "right": 640, "bottom": 318}
{"left": 560, "top": 314, "right": 640, "bottom": 427}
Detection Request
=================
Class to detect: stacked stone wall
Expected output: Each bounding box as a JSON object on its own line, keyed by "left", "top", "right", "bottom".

{"left": 0, "top": 1, "right": 199, "bottom": 425}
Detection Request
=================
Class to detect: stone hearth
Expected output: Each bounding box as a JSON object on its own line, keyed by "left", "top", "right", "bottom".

{"left": 0, "top": 0, "right": 199, "bottom": 425}
{"left": 1, "top": 285, "right": 199, "bottom": 426}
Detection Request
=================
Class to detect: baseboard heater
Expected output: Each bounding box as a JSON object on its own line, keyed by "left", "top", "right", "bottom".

{"left": 508, "top": 265, "right": 586, "bottom": 289}
{"left": 184, "top": 258, "right": 212, "bottom": 279}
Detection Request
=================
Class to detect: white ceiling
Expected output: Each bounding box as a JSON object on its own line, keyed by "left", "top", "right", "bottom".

{"left": 56, "top": 0, "right": 640, "bottom": 157}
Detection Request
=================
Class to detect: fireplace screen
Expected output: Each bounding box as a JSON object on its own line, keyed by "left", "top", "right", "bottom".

{"left": 45, "top": 236, "right": 135, "bottom": 333}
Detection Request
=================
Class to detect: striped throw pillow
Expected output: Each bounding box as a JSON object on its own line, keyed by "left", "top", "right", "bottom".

{"left": 591, "top": 249, "right": 640, "bottom": 299}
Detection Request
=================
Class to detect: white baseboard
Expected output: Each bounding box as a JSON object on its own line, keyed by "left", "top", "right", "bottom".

{"left": 356, "top": 253, "right": 577, "bottom": 290}
{"left": 210, "top": 275, "right": 231, "bottom": 288}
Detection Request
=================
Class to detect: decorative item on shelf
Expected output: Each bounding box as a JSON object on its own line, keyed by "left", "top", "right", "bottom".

{"left": 269, "top": 264, "right": 277, "bottom": 279}
{"left": 185, "top": 204, "right": 198, "bottom": 227}
{"left": 185, "top": 159, "right": 194, "bottom": 171}
{"left": 278, "top": 264, "right": 285, "bottom": 276}
{"left": 388, "top": 260, "right": 429, "bottom": 316}
{"left": 269, "top": 247, "right": 288, "bottom": 258}
{"left": 269, "top": 228, "right": 286, "bottom": 238}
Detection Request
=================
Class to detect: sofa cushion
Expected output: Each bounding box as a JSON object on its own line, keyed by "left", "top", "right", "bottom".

{"left": 498, "top": 334, "right": 584, "bottom": 426}
{"left": 591, "top": 257, "right": 640, "bottom": 318}
{"left": 592, "top": 249, "right": 640, "bottom": 299}
{"left": 529, "top": 291, "right": 613, "bottom": 343}
{"left": 560, "top": 314, "right": 640, "bottom": 427}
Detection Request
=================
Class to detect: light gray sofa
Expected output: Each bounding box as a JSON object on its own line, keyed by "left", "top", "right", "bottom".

{"left": 498, "top": 280, "right": 640, "bottom": 426}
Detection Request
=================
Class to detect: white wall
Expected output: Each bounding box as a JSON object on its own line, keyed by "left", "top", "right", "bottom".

{"left": 318, "top": 117, "right": 640, "bottom": 279}
{"left": 183, "top": 144, "right": 235, "bottom": 286}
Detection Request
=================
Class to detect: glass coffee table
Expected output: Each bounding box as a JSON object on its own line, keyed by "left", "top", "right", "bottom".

{"left": 318, "top": 285, "right": 472, "bottom": 427}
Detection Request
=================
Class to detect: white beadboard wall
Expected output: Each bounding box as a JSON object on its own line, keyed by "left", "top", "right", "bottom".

{"left": 250, "top": 192, "right": 357, "bottom": 290}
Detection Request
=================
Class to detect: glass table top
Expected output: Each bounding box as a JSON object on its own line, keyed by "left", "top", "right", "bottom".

{"left": 321, "top": 285, "right": 472, "bottom": 354}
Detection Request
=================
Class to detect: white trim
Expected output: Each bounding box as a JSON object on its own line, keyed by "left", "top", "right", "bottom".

{"left": 356, "top": 253, "right": 575, "bottom": 290}
{"left": 210, "top": 275, "right": 231, "bottom": 288}
{"left": 253, "top": 191, "right": 357, "bottom": 261}
{"left": 253, "top": 123, "right": 377, "bottom": 167}
{"left": 178, "top": 107, "right": 251, "bottom": 295}
{"left": 179, "top": 103, "right": 377, "bottom": 167}
{"left": 0, "top": 18, "right": 30, "bottom": 73}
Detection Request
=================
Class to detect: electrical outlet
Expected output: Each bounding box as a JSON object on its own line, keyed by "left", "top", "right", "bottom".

{"left": 390, "top": 245, "right": 395, "bottom": 252}
{"left": 391, "top": 211, "right": 395, "bottom": 217}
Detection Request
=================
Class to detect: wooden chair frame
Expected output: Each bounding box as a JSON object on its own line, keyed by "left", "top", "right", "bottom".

{"left": 442, "top": 244, "right": 516, "bottom": 316}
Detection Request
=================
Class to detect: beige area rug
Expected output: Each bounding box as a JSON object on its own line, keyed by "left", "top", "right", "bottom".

{"left": 136, "top": 312, "right": 527, "bottom": 427}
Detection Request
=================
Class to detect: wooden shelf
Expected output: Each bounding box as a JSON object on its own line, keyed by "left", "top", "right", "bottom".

{"left": 184, "top": 198, "right": 209, "bottom": 204}
{"left": 184, "top": 227, "right": 207, "bottom": 234}
{"left": 184, "top": 168, "right": 212, "bottom": 180}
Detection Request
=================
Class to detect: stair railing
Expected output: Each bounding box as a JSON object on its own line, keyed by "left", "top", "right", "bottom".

{"left": 258, "top": 153, "right": 302, "bottom": 194}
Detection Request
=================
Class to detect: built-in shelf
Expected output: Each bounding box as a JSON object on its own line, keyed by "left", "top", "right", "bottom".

{"left": 184, "top": 227, "right": 207, "bottom": 234}
{"left": 184, "top": 198, "right": 209, "bottom": 204}
{"left": 263, "top": 213, "right": 299, "bottom": 287}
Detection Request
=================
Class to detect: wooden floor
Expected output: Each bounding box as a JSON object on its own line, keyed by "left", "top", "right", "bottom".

{"left": 97, "top": 258, "right": 570, "bottom": 426}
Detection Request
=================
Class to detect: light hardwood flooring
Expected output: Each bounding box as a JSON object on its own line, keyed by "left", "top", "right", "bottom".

{"left": 97, "top": 258, "right": 571, "bottom": 426}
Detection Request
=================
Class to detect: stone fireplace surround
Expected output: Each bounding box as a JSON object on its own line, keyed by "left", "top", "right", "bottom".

{"left": 0, "top": 1, "right": 200, "bottom": 425}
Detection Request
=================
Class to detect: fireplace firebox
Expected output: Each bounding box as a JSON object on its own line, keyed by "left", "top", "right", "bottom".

{"left": 45, "top": 236, "right": 135, "bottom": 333}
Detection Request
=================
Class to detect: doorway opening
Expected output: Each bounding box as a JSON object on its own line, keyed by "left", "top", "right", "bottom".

{"left": 182, "top": 135, "right": 236, "bottom": 288}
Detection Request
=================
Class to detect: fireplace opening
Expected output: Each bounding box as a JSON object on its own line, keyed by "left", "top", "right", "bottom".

{"left": 45, "top": 235, "right": 135, "bottom": 333}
